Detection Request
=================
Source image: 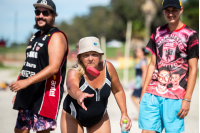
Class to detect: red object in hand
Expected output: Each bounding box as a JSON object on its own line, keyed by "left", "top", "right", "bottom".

{"left": 86, "top": 66, "right": 100, "bottom": 77}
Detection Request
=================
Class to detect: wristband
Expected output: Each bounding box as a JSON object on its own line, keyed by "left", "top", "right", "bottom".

{"left": 183, "top": 98, "right": 191, "bottom": 102}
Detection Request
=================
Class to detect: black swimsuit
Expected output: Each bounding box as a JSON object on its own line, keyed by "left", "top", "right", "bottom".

{"left": 63, "top": 60, "right": 111, "bottom": 127}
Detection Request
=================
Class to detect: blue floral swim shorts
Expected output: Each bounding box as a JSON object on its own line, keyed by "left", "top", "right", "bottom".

{"left": 15, "top": 109, "right": 57, "bottom": 131}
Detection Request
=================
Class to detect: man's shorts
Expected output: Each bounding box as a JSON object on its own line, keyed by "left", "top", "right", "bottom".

{"left": 15, "top": 109, "right": 57, "bottom": 132}
{"left": 139, "top": 93, "right": 185, "bottom": 133}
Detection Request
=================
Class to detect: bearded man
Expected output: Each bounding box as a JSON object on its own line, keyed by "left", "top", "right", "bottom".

{"left": 9, "top": 0, "right": 68, "bottom": 132}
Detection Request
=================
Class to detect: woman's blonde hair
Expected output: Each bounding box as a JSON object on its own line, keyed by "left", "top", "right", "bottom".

{"left": 71, "top": 58, "right": 85, "bottom": 76}
{"left": 71, "top": 54, "right": 103, "bottom": 76}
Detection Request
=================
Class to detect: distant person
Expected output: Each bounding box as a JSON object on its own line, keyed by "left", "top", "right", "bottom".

{"left": 61, "top": 36, "right": 132, "bottom": 133}
{"left": 9, "top": 0, "right": 68, "bottom": 132}
{"left": 139, "top": 0, "right": 199, "bottom": 132}
{"left": 131, "top": 47, "right": 147, "bottom": 120}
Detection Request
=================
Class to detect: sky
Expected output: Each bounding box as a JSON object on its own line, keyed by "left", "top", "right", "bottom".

{"left": 0, "top": 0, "right": 110, "bottom": 46}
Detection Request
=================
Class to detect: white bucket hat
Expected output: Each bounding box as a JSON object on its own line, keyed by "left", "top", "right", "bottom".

{"left": 77, "top": 37, "right": 104, "bottom": 57}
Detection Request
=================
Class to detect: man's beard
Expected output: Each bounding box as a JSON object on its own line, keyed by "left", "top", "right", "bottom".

{"left": 34, "top": 18, "right": 54, "bottom": 32}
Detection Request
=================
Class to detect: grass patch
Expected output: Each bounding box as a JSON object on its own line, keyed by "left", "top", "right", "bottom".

{"left": 106, "top": 46, "right": 124, "bottom": 58}
{"left": 116, "top": 68, "right": 135, "bottom": 81}
{"left": 68, "top": 43, "right": 134, "bottom": 58}
{"left": 0, "top": 45, "right": 27, "bottom": 54}
{"left": 0, "top": 61, "right": 4, "bottom": 68}
{"left": 106, "top": 45, "right": 134, "bottom": 58}
{"left": 0, "top": 44, "right": 135, "bottom": 59}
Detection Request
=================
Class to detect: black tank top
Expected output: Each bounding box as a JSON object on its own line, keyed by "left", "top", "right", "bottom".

{"left": 63, "top": 60, "right": 111, "bottom": 127}
{"left": 13, "top": 27, "right": 68, "bottom": 120}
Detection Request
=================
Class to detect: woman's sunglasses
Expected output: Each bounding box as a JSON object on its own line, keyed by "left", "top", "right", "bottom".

{"left": 35, "top": 10, "right": 52, "bottom": 16}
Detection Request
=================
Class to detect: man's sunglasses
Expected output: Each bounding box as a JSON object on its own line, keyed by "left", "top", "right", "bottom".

{"left": 35, "top": 10, "right": 52, "bottom": 16}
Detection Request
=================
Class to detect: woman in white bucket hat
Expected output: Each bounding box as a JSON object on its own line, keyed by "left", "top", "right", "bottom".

{"left": 61, "top": 36, "right": 132, "bottom": 133}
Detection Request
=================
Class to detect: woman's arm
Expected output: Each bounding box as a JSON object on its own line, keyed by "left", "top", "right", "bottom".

{"left": 177, "top": 56, "right": 198, "bottom": 118}
{"left": 107, "top": 61, "right": 132, "bottom": 131}
{"left": 66, "top": 69, "right": 82, "bottom": 100}
{"left": 67, "top": 69, "right": 94, "bottom": 111}
{"left": 140, "top": 55, "right": 156, "bottom": 101}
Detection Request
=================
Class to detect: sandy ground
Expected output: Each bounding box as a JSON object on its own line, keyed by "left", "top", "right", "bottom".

{"left": 0, "top": 69, "right": 199, "bottom": 133}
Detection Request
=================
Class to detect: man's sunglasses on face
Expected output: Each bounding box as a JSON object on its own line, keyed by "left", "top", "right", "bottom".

{"left": 35, "top": 10, "right": 52, "bottom": 16}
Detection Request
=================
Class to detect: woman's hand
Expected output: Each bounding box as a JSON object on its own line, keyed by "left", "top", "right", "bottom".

{"left": 76, "top": 92, "right": 94, "bottom": 111}
{"left": 9, "top": 79, "right": 31, "bottom": 92}
{"left": 120, "top": 113, "right": 132, "bottom": 131}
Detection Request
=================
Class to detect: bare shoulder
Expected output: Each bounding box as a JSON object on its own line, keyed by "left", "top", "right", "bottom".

{"left": 51, "top": 31, "right": 66, "bottom": 39}
{"left": 49, "top": 32, "right": 67, "bottom": 46}
{"left": 105, "top": 60, "right": 116, "bottom": 76}
{"left": 67, "top": 68, "right": 80, "bottom": 77}
{"left": 66, "top": 68, "right": 81, "bottom": 86}
{"left": 105, "top": 60, "right": 115, "bottom": 69}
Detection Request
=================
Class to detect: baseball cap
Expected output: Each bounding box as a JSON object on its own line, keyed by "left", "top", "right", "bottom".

{"left": 162, "top": 0, "right": 182, "bottom": 10}
{"left": 77, "top": 37, "right": 104, "bottom": 57}
{"left": 33, "top": 0, "right": 56, "bottom": 13}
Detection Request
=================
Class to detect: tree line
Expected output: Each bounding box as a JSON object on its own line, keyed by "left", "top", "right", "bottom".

{"left": 7, "top": 0, "right": 198, "bottom": 46}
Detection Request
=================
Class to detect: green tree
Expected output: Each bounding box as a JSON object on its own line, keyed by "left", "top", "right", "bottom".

{"left": 111, "top": 0, "right": 146, "bottom": 39}
{"left": 56, "top": 0, "right": 199, "bottom": 44}
{"left": 182, "top": 0, "right": 199, "bottom": 33}
{"left": 150, "top": 0, "right": 168, "bottom": 32}
{"left": 58, "top": 6, "right": 115, "bottom": 44}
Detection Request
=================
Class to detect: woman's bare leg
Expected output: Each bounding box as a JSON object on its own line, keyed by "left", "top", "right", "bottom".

{"left": 14, "top": 129, "right": 30, "bottom": 133}
{"left": 142, "top": 130, "right": 156, "bottom": 133}
{"left": 87, "top": 111, "right": 111, "bottom": 133}
{"left": 60, "top": 110, "right": 84, "bottom": 133}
